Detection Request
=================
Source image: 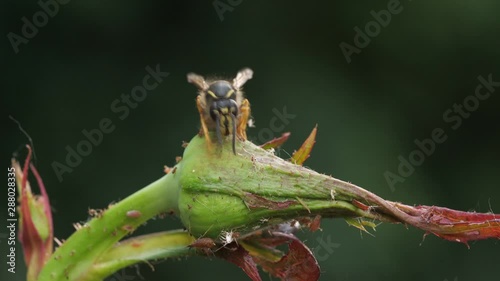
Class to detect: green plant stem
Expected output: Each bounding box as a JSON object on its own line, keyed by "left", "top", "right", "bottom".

{"left": 91, "top": 230, "right": 195, "bottom": 279}
{"left": 37, "top": 172, "right": 182, "bottom": 281}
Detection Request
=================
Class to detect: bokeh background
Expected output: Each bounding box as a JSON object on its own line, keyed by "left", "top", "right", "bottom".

{"left": 2, "top": 1, "right": 500, "bottom": 280}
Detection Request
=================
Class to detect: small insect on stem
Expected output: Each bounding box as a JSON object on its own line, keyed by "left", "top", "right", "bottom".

{"left": 352, "top": 199, "right": 370, "bottom": 212}
{"left": 310, "top": 215, "right": 322, "bottom": 232}
{"left": 189, "top": 237, "right": 217, "bottom": 256}
{"left": 187, "top": 68, "right": 253, "bottom": 154}
{"left": 126, "top": 210, "right": 142, "bottom": 218}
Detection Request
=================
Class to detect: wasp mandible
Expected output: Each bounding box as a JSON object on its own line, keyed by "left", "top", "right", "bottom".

{"left": 187, "top": 68, "right": 253, "bottom": 154}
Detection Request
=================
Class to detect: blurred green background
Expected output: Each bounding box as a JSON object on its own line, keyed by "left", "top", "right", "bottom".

{"left": 2, "top": 0, "right": 500, "bottom": 280}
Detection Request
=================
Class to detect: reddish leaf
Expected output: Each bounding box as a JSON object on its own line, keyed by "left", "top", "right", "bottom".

{"left": 217, "top": 244, "right": 262, "bottom": 281}
{"left": 250, "top": 232, "right": 320, "bottom": 281}
{"left": 414, "top": 205, "right": 500, "bottom": 246}
{"left": 18, "top": 147, "right": 44, "bottom": 270}
{"left": 290, "top": 125, "right": 317, "bottom": 165}
{"left": 14, "top": 145, "right": 53, "bottom": 280}
{"left": 260, "top": 132, "right": 291, "bottom": 150}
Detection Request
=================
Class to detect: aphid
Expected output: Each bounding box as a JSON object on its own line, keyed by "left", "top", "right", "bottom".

{"left": 352, "top": 199, "right": 370, "bottom": 211}
{"left": 309, "top": 215, "right": 322, "bottom": 232}
{"left": 88, "top": 208, "right": 104, "bottom": 218}
{"left": 126, "top": 210, "right": 142, "bottom": 218}
{"left": 189, "top": 237, "right": 217, "bottom": 256}
{"left": 187, "top": 68, "right": 253, "bottom": 154}
{"left": 189, "top": 237, "right": 216, "bottom": 250}
{"left": 163, "top": 165, "right": 172, "bottom": 174}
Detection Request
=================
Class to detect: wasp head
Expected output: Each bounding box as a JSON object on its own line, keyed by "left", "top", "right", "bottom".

{"left": 187, "top": 68, "right": 253, "bottom": 154}
{"left": 206, "top": 81, "right": 239, "bottom": 120}
{"left": 205, "top": 81, "right": 239, "bottom": 153}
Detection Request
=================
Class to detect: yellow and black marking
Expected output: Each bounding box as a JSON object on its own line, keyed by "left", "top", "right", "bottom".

{"left": 212, "top": 108, "right": 237, "bottom": 153}
{"left": 187, "top": 68, "right": 253, "bottom": 154}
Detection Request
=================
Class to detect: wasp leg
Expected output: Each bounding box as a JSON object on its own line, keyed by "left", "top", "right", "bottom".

{"left": 196, "top": 96, "right": 213, "bottom": 150}
{"left": 237, "top": 98, "right": 250, "bottom": 140}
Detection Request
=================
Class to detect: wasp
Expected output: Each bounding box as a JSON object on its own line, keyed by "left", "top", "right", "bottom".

{"left": 187, "top": 68, "right": 253, "bottom": 154}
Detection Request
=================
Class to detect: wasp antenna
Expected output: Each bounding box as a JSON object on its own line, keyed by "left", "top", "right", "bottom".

{"left": 187, "top": 72, "right": 209, "bottom": 91}
{"left": 233, "top": 68, "right": 253, "bottom": 89}
{"left": 231, "top": 114, "right": 237, "bottom": 154}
